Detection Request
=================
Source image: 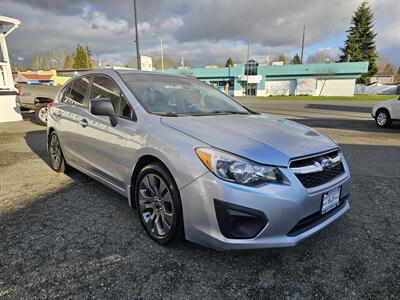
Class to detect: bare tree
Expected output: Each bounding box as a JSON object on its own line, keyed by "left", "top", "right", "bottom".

{"left": 48, "top": 47, "right": 68, "bottom": 69}
{"left": 127, "top": 56, "right": 138, "bottom": 69}
{"left": 26, "top": 47, "right": 69, "bottom": 70}
{"left": 307, "top": 49, "right": 337, "bottom": 64}
{"left": 376, "top": 55, "right": 396, "bottom": 75}
{"left": 271, "top": 53, "right": 290, "bottom": 64}
{"left": 153, "top": 55, "right": 175, "bottom": 70}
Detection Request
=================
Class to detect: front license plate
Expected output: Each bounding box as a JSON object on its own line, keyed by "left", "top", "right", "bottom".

{"left": 321, "top": 186, "right": 341, "bottom": 214}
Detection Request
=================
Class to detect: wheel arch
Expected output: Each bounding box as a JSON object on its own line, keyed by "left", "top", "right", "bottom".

{"left": 129, "top": 154, "right": 174, "bottom": 208}
{"left": 376, "top": 107, "right": 391, "bottom": 118}
{"left": 34, "top": 97, "right": 53, "bottom": 105}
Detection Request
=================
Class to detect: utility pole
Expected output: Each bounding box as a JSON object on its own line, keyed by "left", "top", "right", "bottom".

{"left": 300, "top": 24, "right": 305, "bottom": 64}
{"left": 133, "top": 0, "right": 141, "bottom": 70}
{"left": 150, "top": 33, "right": 163, "bottom": 70}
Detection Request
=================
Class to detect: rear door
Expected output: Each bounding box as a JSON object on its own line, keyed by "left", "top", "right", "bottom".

{"left": 77, "top": 74, "right": 137, "bottom": 188}
{"left": 54, "top": 75, "right": 92, "bottom": 166}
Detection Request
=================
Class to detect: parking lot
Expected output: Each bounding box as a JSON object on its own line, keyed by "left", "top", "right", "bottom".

{"left": 1, "top": 98, "right": 399, "bottom": 299}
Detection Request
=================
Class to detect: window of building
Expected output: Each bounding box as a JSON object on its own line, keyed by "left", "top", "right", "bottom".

{"left": 244, "top": 59, "right": 259, "bottom": 76}
{"left": 90, "top": 75, "right": 133, "bottom": 119}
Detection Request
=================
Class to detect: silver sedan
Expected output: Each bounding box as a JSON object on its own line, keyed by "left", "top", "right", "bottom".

{"left": 47, "top": 69, "right": 351, "bottom": 250}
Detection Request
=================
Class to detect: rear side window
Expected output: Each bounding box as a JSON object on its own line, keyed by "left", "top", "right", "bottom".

{"left": 64, "top": 76, "right": 91, "bottom": 107}
{"left": 90, "top": 75, "right": 133, "bottom": 119}
{"left": 58, "top": 85, "right": 69, "bottom": 102}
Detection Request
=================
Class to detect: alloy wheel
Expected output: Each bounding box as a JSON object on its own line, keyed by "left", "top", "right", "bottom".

{"left": 138, "top": 174, "right": 175, "bottom": 238}
{"left": 377, "top": 112, "right": 387, "bottom": 126}
{"left": 38, "top": 107, "right": 48, "bottom": 123}
{"left": 49, "top": 134, "right": 62, "bottom": 170}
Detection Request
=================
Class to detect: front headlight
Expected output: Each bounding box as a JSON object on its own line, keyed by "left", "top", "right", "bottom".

{"left": 195, "top": 147, "right": 282, "bottom": 186}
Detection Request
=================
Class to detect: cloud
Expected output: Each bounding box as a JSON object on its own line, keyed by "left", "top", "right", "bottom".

{"left": 84, "top": 9, "right": 129, "bottom": 34}
{"left": 160, "top": 17, "right": 184, "bottom": 31}
{"left": 4, "top": 0, "right": 400, "bottom": 67}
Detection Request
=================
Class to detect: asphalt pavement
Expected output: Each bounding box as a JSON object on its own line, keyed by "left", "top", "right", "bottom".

{"left": 0, "top": 99, "right": 399, "bottom": 299}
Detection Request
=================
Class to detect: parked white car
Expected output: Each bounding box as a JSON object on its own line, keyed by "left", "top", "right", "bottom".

{"left": 372, "top": 96, "right": 400, "bottom": 128}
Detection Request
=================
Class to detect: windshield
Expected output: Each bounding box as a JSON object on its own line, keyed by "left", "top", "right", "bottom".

{"left": 120, "top": 73, "right": 249, "bottom": 116}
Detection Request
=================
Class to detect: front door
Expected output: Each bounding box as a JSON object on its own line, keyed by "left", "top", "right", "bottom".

{"left": 77, "top": 74, "right": 137, "bottom": 189}
{"left": 246, "top": 83, "right": 257, "bottom": 96}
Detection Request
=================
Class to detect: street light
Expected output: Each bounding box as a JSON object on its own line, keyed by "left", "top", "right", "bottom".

{"left": 150, "top": 32, "right": 164, "bottom": 70}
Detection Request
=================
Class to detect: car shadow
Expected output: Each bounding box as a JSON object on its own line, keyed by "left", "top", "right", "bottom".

{"left": 20, "top": 111, "right": 44, "bottom": 126}
{"left": 304, "top": 103, "right": 372, "bottom": 113}
{"left": 23, "top": 129, "right": 105, "bottom": 189}
{"left": 293, "top": 118, "right": 400, "bottom": 133}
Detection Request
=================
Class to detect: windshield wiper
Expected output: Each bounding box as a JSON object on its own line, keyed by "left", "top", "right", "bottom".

{"left": 157, "top": 112, "right": 188, "bottom": 117}
{"left": 210, "top": 110, "right": 249, "bottom": 115}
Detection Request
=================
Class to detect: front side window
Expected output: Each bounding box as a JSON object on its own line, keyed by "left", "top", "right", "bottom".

{"left": 64, "top": 76, "right": 91, "bottom": 107}
{"left": 90, "top": 75, "right": 132, "bottom": 119}
{"left": 120, "top": 73, "right": 249, "bottom": 116}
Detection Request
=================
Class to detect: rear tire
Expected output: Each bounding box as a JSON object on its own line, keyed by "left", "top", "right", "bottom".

{"left": 375, "top": 109, "right": 391, "bottom": 128}
{"left": 48, "top": 131, "right": 67, "bottom": 173}
{"left": 135, "top": 162, "right": 184, "bottom": 245}
{"left": 35, "top": 103, "right": 49, "bottom": 126}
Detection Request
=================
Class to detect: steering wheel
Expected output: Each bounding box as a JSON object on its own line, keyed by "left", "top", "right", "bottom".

{"left": 187, "top": 94, "right": 205, "bottom": 111}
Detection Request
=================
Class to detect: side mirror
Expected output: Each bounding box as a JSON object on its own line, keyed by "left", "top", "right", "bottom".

{"left": 90, "top": 98, "right": 118, "bottom": 127}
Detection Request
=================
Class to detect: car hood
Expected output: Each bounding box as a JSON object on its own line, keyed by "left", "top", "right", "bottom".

{"left": 161, "top": 114, "right": 337, "bottom": 166}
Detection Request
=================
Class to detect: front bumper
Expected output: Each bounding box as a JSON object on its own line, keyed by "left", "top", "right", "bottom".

{"left": 180, "top": 154, "right": 351, "bottom": 250}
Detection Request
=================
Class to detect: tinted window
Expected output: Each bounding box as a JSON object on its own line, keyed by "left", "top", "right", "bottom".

{"left": 64, "top": 76, "right": 91, "bottom": 106}
{"left": 90, "top": 75, "right": 132, "bottom": 119}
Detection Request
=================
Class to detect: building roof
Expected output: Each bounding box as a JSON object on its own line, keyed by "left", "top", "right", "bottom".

{"left": 19, "top": 73, "right": 53, "bottom": 81}
{"left": 162, "top": 62, "right": 369, "bottom": 80}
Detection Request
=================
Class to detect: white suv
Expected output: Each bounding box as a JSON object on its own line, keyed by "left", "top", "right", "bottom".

{"left": 372, "top": 96, "right": 400, "bottom": 128}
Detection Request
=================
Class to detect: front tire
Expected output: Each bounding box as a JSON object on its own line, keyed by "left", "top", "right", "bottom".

{"left": 35, "top": 103, "right": 49, "bottom": 126}
{"left": 375, "top": 109, "right": 392, "bottom": 128}
{"left": 135, "top": 162, "right": 184, "bottom": 245}
{"left": 48, "top": 132, "right": 67, "bottom": 173}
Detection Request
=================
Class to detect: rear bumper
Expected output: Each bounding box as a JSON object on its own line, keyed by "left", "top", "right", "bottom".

{"left": 180, "top": 154, "right": 351, "bottom": 250}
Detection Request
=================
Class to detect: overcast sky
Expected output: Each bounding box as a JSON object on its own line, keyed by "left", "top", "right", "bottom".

{"left": 4, "top": 0, "right": 400, "bottom": 67}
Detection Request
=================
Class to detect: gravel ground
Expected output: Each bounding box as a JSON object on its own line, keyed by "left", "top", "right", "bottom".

{"left": 0, "top": 99, "right": 399, "bottom": 299}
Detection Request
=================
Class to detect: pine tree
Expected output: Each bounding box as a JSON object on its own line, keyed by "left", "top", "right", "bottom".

{"left": 277, "top": 53, "right": 286, "bottom": 62}
{"left": 340, "top": 1, "right": 377, "bottom": 84}
{"left": 72, "top": 44, "right": 93, "bottom": 69}
{"left": 85, "top": 46, "right": 93, "bottom": 69}
{"left": 63, "top": 54, "right": 74, "bottom": 69}
{"left": 291, "top": 54, "right": 301, "bottom": 64}
{"left": 225, "top": 57, "right": 233, "bottom": 67}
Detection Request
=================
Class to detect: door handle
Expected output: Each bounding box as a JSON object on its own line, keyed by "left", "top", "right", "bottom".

{"left": 80, "top": 119, "right": 88, "bottom": 128}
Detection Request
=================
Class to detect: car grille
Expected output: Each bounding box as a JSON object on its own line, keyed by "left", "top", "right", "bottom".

{"left": 287, "top": 195, "right": 348, "bottom": 236}
{"left": 290, "top": 150, "right": 345, "bottom": 188}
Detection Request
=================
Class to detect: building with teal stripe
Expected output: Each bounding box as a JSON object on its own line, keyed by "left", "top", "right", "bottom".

{"left": 162, "top": 61, "right": 369, "bottom": 97}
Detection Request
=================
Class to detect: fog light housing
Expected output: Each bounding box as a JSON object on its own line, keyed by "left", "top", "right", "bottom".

{"left": 214, "top": 199, "right": 268, "bottom": 239}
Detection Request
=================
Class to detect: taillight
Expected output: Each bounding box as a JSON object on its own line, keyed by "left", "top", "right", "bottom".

{"left": 17, "top": 85, "right": 21, "bottom": 96}
{"left": 47, "top": 102, "right": 54, "bottom": 110}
